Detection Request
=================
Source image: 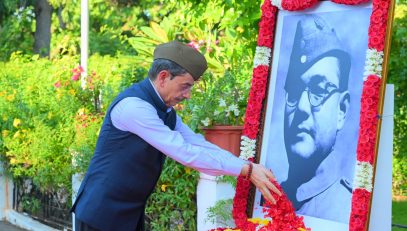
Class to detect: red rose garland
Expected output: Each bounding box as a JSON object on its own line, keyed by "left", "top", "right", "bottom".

{"left": 257, "top": 2, "right": 278, "bottom": 48}
{"left": 349, "top": 189, "right": 373, "bottom": 231}
{"left": 348, "top": 0, "right": 390, "bottom": 229}
{"left": 211, "top": 0, "right": 390, "bottom": 230}
{"left": 368, "top": 0, "right": 390, "bottom": 51}
{"left": 233, "top": 0, "right": 311, "bottom": 229}
{"left": 331, "top": 0, "right": 370, "bottom": 5}
{"left": 233, "top": 0, "right": 278, "bottom": 228}
{"left": 350, "top": 74, "right": 382, "bottom": 231}
{"left": 281, "top": 0, "right": 318, "bottom": 11}
{"left": 242, "top": 0, "right": 277, "bottom": 141}
{"left": 262, "top": 179, "right": 310, "bottom": 231}
{"left": 356, "top": 75, "right": 382, "bottom": 164}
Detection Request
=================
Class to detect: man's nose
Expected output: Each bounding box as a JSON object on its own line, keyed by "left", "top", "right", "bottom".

{"left": 182, "top": 90, "right": 191, "bottom": 99}
{"left": 297, "top": 90, "right": 311, "bottom": 114}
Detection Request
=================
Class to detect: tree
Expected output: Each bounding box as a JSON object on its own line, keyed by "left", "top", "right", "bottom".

{"left": 0, "top": 0, "right": 72, "bottom": 58}
{"left": 34, "top": 0, "right": 53, "bottom": 57}
{"left": 0, "top": 0, "right": 53, "bottom": 57}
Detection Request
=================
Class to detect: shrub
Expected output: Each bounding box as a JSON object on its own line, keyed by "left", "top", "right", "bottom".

{"left": 0, "top": 53, "right": 143, "bottom": 191}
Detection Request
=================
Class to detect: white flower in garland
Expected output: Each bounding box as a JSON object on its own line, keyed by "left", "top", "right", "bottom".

{"left": 270, "top": 0, "right": 283, "bottom": 9}
{"left": 253, "top": 46, "right": 272, "bottom": 68}
{"left": 363, "top": 48, "right": 384, "bottom": 81}
{"left": 353, "top": 161, "right": 374, "bottom": 192}
{"left": 240, "top": 136, "right": 256, "bottom": 160}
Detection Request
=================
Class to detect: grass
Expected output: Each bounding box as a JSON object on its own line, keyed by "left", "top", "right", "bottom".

{"left": 392, "top": 198, "right": 407, "bottom": 231}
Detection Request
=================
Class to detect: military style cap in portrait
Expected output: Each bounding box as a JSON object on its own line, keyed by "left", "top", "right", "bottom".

{"left": 285, "top": 15, "right": 351, "bottom": 91}
{"left": 153, "top": 41, "right": 208, "bottom": 80}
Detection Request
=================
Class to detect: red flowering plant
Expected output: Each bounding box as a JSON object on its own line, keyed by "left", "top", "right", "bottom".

{"left": 211, "top": 0, "right": 392, "bottom": 230}
{"left": 49, "top": 64, "right": 105, "bottom": 173}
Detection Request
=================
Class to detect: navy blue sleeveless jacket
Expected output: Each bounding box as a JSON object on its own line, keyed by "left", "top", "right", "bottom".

{"left": 72, "top": 78, "right": 177, "bottom": 230}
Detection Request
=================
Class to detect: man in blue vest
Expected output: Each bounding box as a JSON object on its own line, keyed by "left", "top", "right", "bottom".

{"left": 71, "top": 41, "right": 281, "bottom": 231}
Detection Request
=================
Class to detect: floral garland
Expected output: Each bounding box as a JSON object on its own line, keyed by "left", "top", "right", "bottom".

{"left": 212, "top": 0, "right": 391, "bottom": 230}
{"left": 349, "top": 0, "right": 390, "bottom": 229}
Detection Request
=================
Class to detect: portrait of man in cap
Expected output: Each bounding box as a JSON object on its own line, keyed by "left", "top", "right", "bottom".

{"left": 281, "top": 14, "right": 352, "bottom": 223}
{"left": 259, "top": 7, "right": 371, "bottom": 225}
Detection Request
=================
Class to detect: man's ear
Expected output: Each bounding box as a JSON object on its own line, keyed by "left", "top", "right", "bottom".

{"left": 337, "top": 91, "right": 350, "bottom": 130}
{"left": 156, "top": 70, "right": 171, "bottom": 87}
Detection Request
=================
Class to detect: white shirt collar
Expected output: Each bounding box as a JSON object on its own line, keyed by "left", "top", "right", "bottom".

{"left": 148, "top": 78, "right": 172, "bottom": 113}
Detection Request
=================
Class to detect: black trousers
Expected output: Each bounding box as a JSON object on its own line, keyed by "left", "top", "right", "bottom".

{"left": 75, "top": 217, "right": 100, "bottom": 231}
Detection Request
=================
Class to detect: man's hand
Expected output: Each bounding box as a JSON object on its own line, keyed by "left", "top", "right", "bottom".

{"left": 241, "top": 163, "right": 281, "bottom": 204}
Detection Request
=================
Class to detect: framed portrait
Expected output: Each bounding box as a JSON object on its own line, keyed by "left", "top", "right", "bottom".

{"left": 231, "top": 0, "right": 395, "bottom": 231}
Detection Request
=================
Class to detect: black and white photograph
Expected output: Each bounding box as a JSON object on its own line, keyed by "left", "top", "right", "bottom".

{"left": 253, "top": 2, "right": 372, "bottom": 228}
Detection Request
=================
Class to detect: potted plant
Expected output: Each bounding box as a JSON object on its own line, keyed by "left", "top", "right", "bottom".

{"left": 199, "top": 69, "right": 249, "bottom": 157}
{"left": 176, "top": 35, "right": 253, "bottom": 157}
{"left": 178, "top": 66, "right": 250, "bottom": 157}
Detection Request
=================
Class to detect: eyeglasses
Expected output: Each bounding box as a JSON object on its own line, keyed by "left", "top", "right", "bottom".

{"left": 170, "top": 74, "right": 194, "bottom": 94}
{"left": 285, "top": 82, "right": 341, "bottom": 108}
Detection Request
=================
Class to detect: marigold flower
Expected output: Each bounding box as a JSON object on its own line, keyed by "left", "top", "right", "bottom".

{"left": 13, "top": 118, "right": 21, "bottom": 127}
{"left": 161, "top": 184, "right": 170, "bottom": 192}
{"left": 13, "top": 131, "right": 20, "bottom": 138}
{"left": 6, "top": 94, "right": 15, "bottom": 101}
{"left": 2, "top": 130, "right": 9, "bottom": 137}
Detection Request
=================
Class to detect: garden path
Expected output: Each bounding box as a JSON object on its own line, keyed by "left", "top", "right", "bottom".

{"left": 0, "top": 220, "right": 27, "bottom": 231}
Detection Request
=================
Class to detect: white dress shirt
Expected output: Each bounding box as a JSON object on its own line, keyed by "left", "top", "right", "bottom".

{"left": 110, "top": 82, "right": 245, "bottom": 176}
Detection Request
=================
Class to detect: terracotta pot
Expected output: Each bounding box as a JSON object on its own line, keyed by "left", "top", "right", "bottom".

{"left": 201, "top": 125, "right": 243, "bottom": 157}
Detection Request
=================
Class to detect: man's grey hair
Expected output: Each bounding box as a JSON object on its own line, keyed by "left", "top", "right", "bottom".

{"left": 148, "top": 58, "right": 188, "bottom": 80}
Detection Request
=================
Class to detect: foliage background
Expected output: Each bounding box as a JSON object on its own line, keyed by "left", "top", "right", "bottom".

{"left": 388, "top": 2, "right": 407, "bottom": 196}
{"left": 0, "top": 0, "right": 406, "bottom": 229}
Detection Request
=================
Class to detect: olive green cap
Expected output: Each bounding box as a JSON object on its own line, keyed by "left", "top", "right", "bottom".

{"left": 153, "top": 41, "right": 208, "bottom": 80}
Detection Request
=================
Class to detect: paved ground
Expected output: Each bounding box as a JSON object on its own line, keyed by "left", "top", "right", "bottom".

{"left": 0, "top": 221, "right": 27, "bottom": 231}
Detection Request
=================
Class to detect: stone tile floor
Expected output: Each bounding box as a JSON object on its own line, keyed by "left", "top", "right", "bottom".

{"left": 0, "top": 220, "right": 27, "bottom": 231}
